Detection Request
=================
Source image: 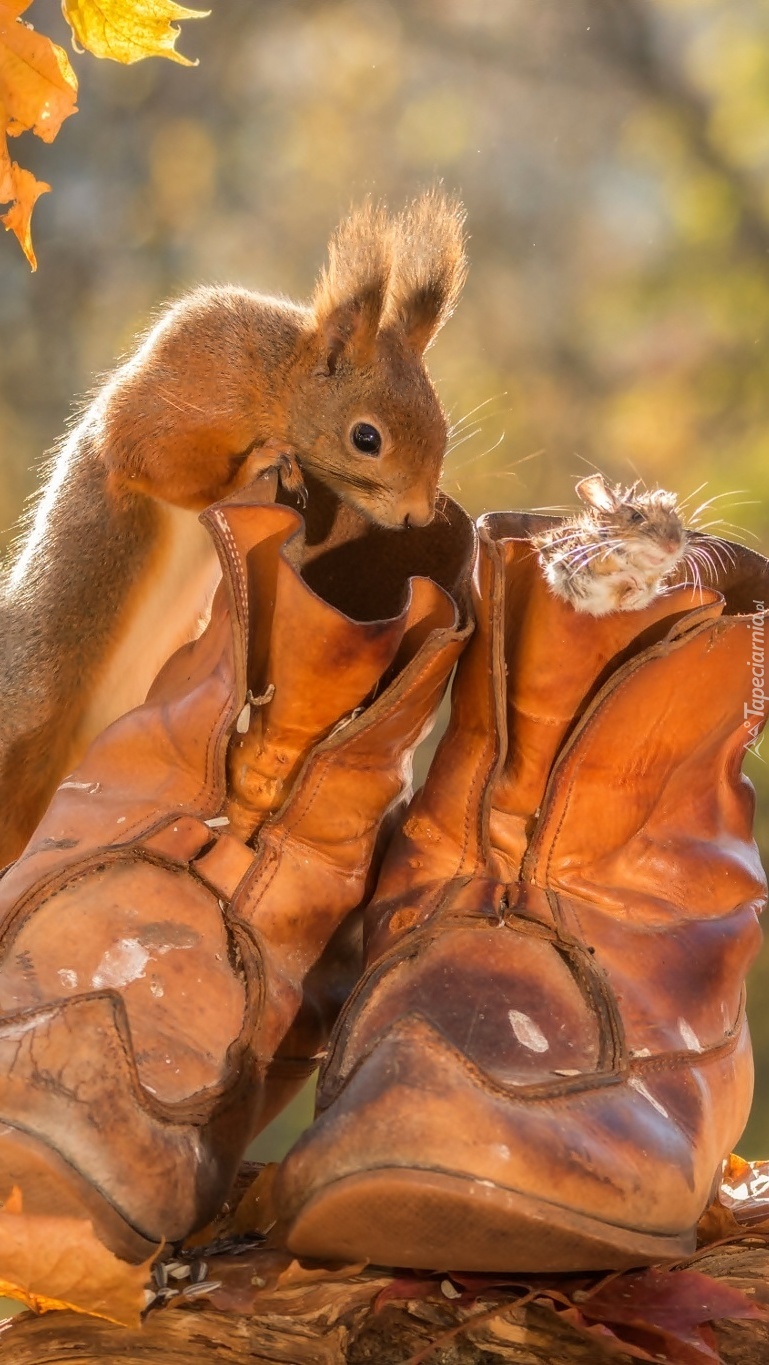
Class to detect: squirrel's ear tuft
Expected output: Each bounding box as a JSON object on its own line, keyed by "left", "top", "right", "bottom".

{"left": 576, "top": 474, "right": 619, "bottom": 514}
{"left": 385, "top": 189, "right": 468, "bottom": 354}
{"left": 312, "top": 200, "right": 392, "bottom": 375}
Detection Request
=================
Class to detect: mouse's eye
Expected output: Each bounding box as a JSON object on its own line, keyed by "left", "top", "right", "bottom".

{"left": 629, "top": 509, "right": 645, "bottom": 525}
{"left": 350, "top": 422, "right": 382, "bottom": 456}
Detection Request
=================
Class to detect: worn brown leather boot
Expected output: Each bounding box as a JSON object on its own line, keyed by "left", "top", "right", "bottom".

{"left": 276, "top": 513, "right": 769, "bottom": 1272}
{"left": 0, "top": 472, "right": 474, "bottom": 1261}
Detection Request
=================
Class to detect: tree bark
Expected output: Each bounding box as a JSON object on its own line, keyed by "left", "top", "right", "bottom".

{"left": 1, "top": 1236, "right": 768, "bottom": 1364}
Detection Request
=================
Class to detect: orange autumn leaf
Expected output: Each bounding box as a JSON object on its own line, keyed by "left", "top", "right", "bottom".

{"left": 62, "top": 0, "right": 209, "bottom": 67}
{"left": 1, "top": 160, "right": 49, "bottom": 267}
{"left": 0, "top": 105, "right": 49, "bottom": 268}
{"left": 0, "top": 0, "right": 77, "bottom": 266}
{"left": 0, "top": 0, "right": 207, "bottom": 267}
{"left": 0, "top": 1186, "right": 156, "bottom": 1326}
{"left": 0, "top": 1, "right": 78, "bottom": 141}
{"left": 0, "top": 105, "right": 11, "bottom": 200}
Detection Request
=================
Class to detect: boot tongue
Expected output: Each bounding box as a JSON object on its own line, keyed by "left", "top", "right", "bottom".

{"left": 485, "top": 517, "right": 722, "bottom": 881}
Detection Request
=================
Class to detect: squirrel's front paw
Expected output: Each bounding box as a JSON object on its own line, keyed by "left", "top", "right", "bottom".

{"left": 237, "top": 439, "right": 307, "bottom": 506}
{"left": 245, "top": 439, "right": 307, "bottom": 506}
{"left": 275, "top": 451, "right": 308, "bottom": 507}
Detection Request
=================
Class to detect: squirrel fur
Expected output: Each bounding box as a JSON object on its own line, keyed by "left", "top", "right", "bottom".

{"left": 0, "top": 189, "right": 467, "bottom": 864}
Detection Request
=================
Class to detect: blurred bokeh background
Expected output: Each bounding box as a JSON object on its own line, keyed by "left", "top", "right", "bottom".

{"left": 2, "top": 0, "right": 769, "bottom": 1163}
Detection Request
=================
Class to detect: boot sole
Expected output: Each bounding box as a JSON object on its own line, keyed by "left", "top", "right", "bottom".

{"left": 0, "top": 1122, "right": 159, "bottom": 1264}
{"left": 285, "top": 1167, "right": 695, "bottom": 1272}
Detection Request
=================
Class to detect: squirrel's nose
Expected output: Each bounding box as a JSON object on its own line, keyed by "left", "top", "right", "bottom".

{"left": 403, "top": 501, "right": 435, "bottom": 529}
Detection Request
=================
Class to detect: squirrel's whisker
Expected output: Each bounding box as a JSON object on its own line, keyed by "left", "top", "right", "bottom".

{"left": 444, "top": 431, "right": 507, "bottom": 477}
{"left": 445, "top": 427, "right": 483, "bottom": 460}
{"left": 447, "top": 392, "right": 509, "bottom": 437}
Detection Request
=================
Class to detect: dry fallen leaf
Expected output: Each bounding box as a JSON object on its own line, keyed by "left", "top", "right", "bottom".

{"left": 194, "top": 1247, "right": 372, "bottom": 1318}
{"left": 0, "top": 1187, "right": 156, "bottom": 1326}
{"left": 275, "top": 1256, "right": 368, "bottom": 1290}
{"left": 374, "top": 1272, "right": 449, "bottom": 1313}
{"left": 563, "top": 1266, "right": 768, "bottom": 1365}
{"left": 62, "top": 0, "right": 209, "bottom": 66}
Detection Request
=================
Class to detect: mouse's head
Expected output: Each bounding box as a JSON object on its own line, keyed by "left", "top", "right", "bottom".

{"left": 289, "top": 191, "right": 467, "bottom": 529}
{"left": 576, "top": 473, "right": 687, "bottom": 572}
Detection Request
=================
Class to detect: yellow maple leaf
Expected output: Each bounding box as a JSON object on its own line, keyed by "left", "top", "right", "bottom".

{"left": 62, "top": 0, "right": 209, "bottom": 67}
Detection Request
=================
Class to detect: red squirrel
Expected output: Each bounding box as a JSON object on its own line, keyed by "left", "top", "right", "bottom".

{"left": 0, "top": 190, "right": 467, "bottom": 864}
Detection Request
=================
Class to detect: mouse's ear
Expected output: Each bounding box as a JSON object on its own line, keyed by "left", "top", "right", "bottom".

{"left": 311, "top": 201, "right": 392, "bottom": 375}
{"left": 385, "top": 189, "right": 468, "bottom": 354}
{"left": 576, "top": 474, "right": 619, "bottom": 514}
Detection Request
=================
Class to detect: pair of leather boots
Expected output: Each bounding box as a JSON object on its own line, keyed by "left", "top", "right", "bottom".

{"left": 0, "top": 469, "right": 766, "bottom": 1273}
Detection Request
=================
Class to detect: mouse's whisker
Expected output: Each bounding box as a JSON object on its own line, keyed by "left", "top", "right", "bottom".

{"left": 712, "top": 542, "right": 737, "bottom": 570}
{"left": 560, "top": 540, "right": 619, "bottom": 573}
{"left": 691, "top": 538, "right": 736, "bottom": 573}
{"left": 688, "top": 490, "right": 752, "bottom": 524}
{"left": 678, "top": 482, "right": 709, "bottom": 512}
{"left": 693, "top": 518, "right": 758, "bottom": 542}
{"left": 681, "top": 554, "right": 704, "bottom": 597}
{"left": 687, "top": 543, "right": 722, "bottom": 581}
{"left": 685, "top": 542, "right": 711, "bottom": 571}
{"left": 698, "top": 546, "right": 721, "bottom": 579}
{"left": 703, "top": 546, "right": 727, "bottom": 576}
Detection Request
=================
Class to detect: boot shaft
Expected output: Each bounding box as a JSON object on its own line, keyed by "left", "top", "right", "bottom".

{"left": 368, "top": 513, "right": 768, "bottom": 958}
{"left": 0, "top": 480, "right": 474, "bottom": 927}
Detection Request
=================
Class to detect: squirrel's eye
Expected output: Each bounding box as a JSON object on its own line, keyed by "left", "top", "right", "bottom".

{"left": 629, "top": 509, "right": 645, "bottom": 525}
{"left": 351, "top": 422, "right": 382, "bottom": 456}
